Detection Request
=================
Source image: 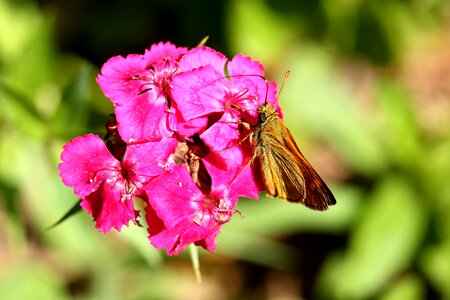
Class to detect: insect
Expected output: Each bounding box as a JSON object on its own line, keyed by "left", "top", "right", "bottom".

{"left": 200, "top": 72, "right": 336, "bottom": 210}
{"left": 250, "top": 101, "right": 336, "bottom": 210}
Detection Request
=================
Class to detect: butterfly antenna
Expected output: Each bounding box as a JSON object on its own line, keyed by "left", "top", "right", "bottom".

{"left": 262, "top": 77, "right": 269, "bottom": 105}
{"left": 278, "top": 71, "right": 291, "bottom": 98}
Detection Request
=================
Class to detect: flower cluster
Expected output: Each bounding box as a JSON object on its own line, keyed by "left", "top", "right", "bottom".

{"left": 59, "top": 42, "right": 282, "bottom": 255}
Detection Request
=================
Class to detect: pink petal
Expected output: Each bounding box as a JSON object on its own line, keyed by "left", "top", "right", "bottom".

{"left": 229, "top": 164, "right": 263, "bottom": 200}
{"left": 228, "top": 54, "right": 264, "bottom": 77}
{"left": 226, "top": 54, "right": 282, "bottom": 119}
{"left": 145, "top": 166, "right": 201, "bottom": 228}
{"left": 143, "top": 42, "right": 187, "bottom": 65}
{"left": 178, "top": 46, "right": 227, "bottom": 73}
{"left": 171, "top": 66, "right": 226, "bottom": 121}
{"left": 175, "top": 114, "right": 209, "bottom": 138}
{"left": 227, "top": 54, "right": 266, "bottom": 111}
{"left": 114, "top": 89, "right": 173, "bottom": 142}
{"left": 59, "top": 134, "right": 120, "bottom": 198}
{"left": 145, "top": 166, "right": 231, "bottom": 255}
{"left": 97, "top": 53, "right": 178, "bottom": 142}
{"left": 145, "top": 201, "right": 166, "bottom": 237}
{"left": 200, "top": 112, "right": 240, "bottom": 152}
{"left": 148, "top": 217, "right": 217, "bottom": 255}
{"left": 123, "top": 138, "right": 179, "bottom": 186}
{"left": 202, "top": 145, "right": 261, "bottom": 200}
{"left": 96, "top": 54, "right": 151, "bottom": 103}
{"left": 81, "top": 179, "right": 138, "bottom": 233}
{"left": 194, "top": 229, "right": 220, "bottom": 252}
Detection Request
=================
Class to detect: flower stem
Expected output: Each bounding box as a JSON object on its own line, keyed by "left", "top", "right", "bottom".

{"left": 189, "top": 244, "right": 202, "bottom": 283}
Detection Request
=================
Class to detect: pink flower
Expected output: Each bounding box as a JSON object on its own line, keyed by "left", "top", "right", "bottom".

{"left": 59, "top": 41, "right": 285, "bottom": 255}
{"left": 172, "top": 49, "right": 280, "bottom": 151}
{"left": 144, "top": 137, "right": 264, "bottom": 255}
{"left": 96, "top": 42, "right": 187, "bottom": 143}
{"left": 59, "top": 133, "right": 178, "bottom": 232}
{"left": 171, "top": 47, "right": 228, "bottom": 122}
{"left": 202, "top": 145, "right": 262, "bottom": 200}
{"left": 145, "top": 165, "right": 240, "bottom": 255}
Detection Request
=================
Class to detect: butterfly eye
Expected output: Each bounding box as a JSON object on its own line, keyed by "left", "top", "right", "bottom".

{"left": 258, "top": 112, "right": 267, "bottom": 124}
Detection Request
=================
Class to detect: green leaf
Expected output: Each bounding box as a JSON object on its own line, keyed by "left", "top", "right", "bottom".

{"left": 0, "top": 80, "right": 44, "bottom": 122}
{"left": 0, "top": 264, "right": 69, "bottom": 300}
{"left": 50, "top": 63, "right": 94, "bottom": 138}
{"left": 321, "top": 176, "right": 428, "bottom": 299}
{"left": 47, "top": 199, "right": 82, "bottom": 230}
{"left": 226, "top": 0, "right": 293, "bottom": 62}
{"left": 376, "top": 80, "right": 423, "bottom": 169}
{"left": 111, "top": 222, "right": 163, "bottom": 268}
{"left": 281, "top": 48, "right": 387, "bottom": 176}
{"left": 380, "top": 273, "right": 425, "bottom": 300}
{"left": 420, "top": 241, "right": 450, "bottom": 298}
{"left": 217, "top": 184, "right": 359, "bottom": 269}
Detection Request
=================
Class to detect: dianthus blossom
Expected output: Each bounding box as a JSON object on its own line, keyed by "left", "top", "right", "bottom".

{"left": 59, "top": 41, "right": 282, "bottom": 255}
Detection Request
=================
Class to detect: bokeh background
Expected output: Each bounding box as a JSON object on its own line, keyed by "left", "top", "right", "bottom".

{"left": 1, "top": 0, "right": 450, "bottom": 299}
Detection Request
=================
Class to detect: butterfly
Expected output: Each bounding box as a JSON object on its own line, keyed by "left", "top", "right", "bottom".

{"left": 250, "top": 101, "right": 336, "bottom": 210}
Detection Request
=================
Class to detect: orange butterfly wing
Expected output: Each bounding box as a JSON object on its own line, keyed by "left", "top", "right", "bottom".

{"left": 254, "top": 111, "right": 336, "bottom": 211}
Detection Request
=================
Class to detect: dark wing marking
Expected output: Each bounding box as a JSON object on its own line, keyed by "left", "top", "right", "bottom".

{"left": 282, "top": 127, "right": 336, "bottom": 210}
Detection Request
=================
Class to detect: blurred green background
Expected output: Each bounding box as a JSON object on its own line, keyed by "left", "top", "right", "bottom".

{"left": 1, "top": 0, "right": 450, "bottom": 299}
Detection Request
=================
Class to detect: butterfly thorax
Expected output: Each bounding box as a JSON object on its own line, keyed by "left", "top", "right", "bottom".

{"left": 253, "top": 103, "right": 283, "bottom": 151}
{"left": 256, "top": 103, "right": 278, "bottom": 126}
